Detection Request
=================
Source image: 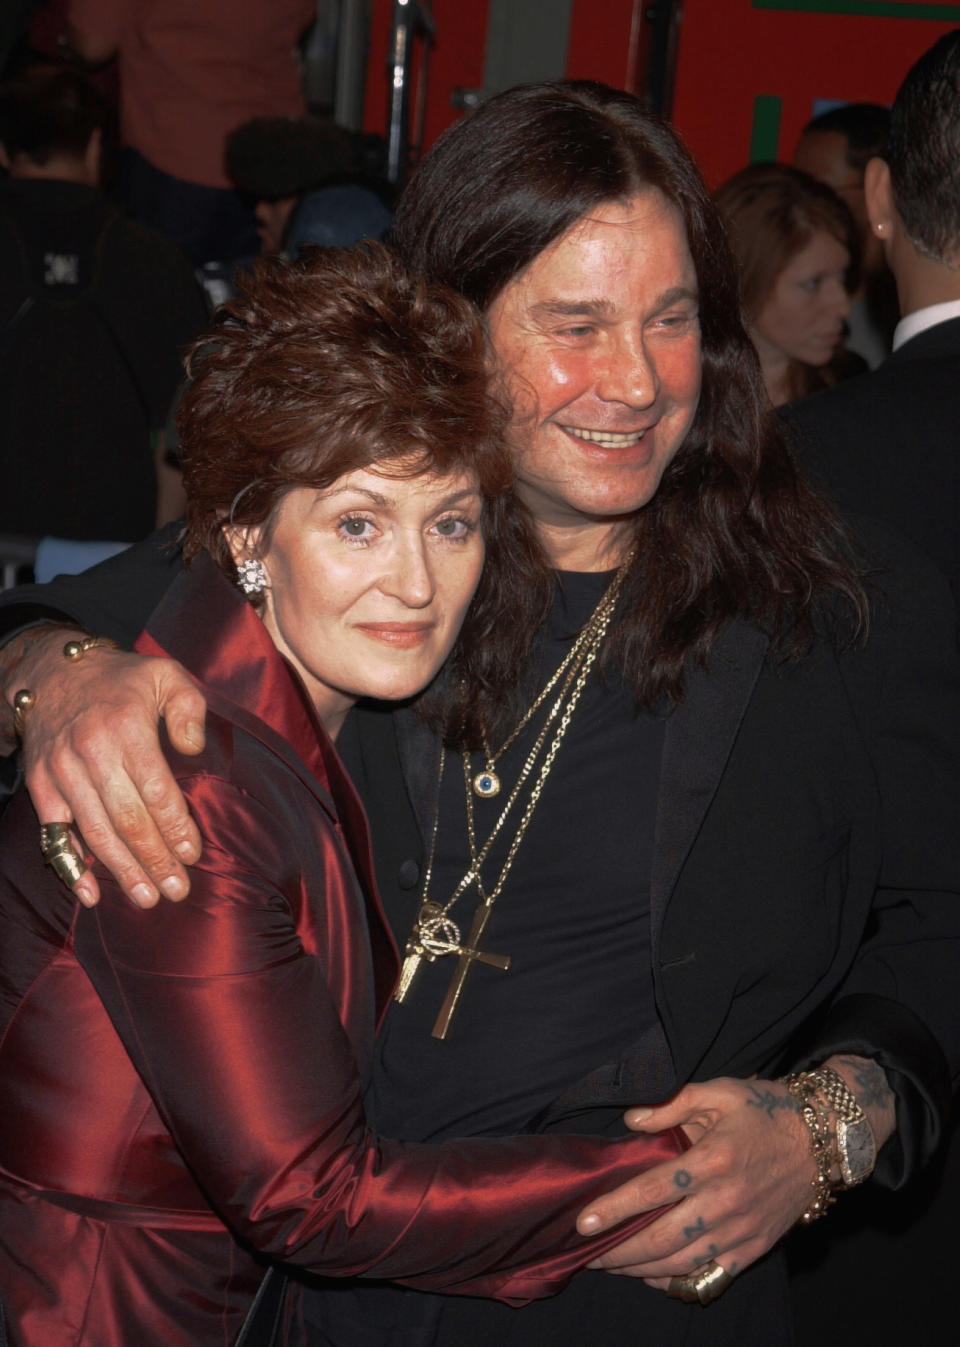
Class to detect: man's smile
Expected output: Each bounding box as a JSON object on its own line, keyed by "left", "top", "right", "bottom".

{"left": 558, "top": 426, "right": 652, "bottom": 447}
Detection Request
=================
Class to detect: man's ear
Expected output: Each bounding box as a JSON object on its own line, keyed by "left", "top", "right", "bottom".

{"left": 864, "top": 156, "right": 895, "bottom": 239}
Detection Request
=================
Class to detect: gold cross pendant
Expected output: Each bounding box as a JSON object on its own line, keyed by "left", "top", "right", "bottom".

{"left": 431, "top": 901, "right": 510, "bottom": 1040}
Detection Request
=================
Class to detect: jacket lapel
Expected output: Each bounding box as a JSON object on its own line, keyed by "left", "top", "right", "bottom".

{"left": 392, "top": 701, "right": 442, "bottom": 846}
{"left": 650, "top": 617, "right": 769, "bottom": 942}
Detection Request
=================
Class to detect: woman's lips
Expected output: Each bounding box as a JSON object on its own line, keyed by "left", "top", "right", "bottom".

{"left": 354, "top": 623, "right": 434, "bottom": 648}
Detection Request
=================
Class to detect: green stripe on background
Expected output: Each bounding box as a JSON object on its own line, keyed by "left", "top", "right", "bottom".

{"left": 753, "top": 1, "right": 960, "bottom": 18}
{"left": 750, "top": 95, "right": 782, "bottom": 161}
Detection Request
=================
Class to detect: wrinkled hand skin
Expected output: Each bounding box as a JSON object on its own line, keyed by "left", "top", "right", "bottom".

{"left": 576, "top": 1055, "right": 896, "bottom": 1291}
{"left": 2, "top": 625, "right": 207, "bottom": 908}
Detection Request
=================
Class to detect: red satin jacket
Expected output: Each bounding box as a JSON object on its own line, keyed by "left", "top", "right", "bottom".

{"left": 0, "top": 556, "right": 683, "bottom": 1346}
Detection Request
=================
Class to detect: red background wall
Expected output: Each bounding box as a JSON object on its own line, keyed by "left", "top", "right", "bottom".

{"left": 363, "top": 0, "right": 960, "bottom": 188}
{"left": 673, "top": 0, "right": 960, "bottom": 189}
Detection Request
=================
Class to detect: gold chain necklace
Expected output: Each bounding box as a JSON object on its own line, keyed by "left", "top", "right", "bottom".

{"left": 394, "top": 554, "right": 633, "bottom": 1038}
{"left": 470, "top": 612, "right": 607, "bottom": 798}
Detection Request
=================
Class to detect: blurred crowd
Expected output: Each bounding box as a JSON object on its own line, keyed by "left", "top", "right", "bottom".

{"left": 0, "top": 0, "right": 393, "bottom": 564}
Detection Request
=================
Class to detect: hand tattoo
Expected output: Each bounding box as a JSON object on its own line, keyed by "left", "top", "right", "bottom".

{"left": 673, "top": 1168, "right": 693, "bottom": 1189}
{"left": 690, "top": 1243, "right": 719, "bottom": 1271}
{"left": 837, "top": 1056, "right": 892, "bottom": 1112}
{"left": 744, "top": 1083, "right": 800, "bottom": 1118}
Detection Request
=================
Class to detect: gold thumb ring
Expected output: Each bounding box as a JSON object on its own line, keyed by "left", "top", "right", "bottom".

{"left": 667, "top": 1274, "right": 700, "bottom": 1304}
{"left": 13, "top": 688, "right": 35, "bottom": 737}
{"left": 40, "top": 822, "right": 88, "bottom": 888}
{"left": 667, "top": 1259, "right": 733, "bottom": 1306}
{"left": 691, "top": 1259, "right": 733, "bottom": 1305}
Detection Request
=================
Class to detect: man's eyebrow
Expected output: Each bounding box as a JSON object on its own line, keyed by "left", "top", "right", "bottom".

{"left": 654, "top": 285, "right": 699, "bottom": 310}
{"left": 528, "top": 287, "right": 699, "bottom": 322}
{"left": 529, "top": 299, "right": 617, "bottom": 321}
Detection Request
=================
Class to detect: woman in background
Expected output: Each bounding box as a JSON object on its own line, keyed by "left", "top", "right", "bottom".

{"left": 715, "top": 162, "right": 862, "bottom": 406}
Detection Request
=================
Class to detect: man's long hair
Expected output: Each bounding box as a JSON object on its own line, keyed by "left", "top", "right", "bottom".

{"left": 394, "top": 81, "right": 868, "bottom": 739}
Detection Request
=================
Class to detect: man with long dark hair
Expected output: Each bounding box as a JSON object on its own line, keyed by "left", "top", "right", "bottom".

{"left": 1, "top": 82, "right": 958, "bottom": 1345}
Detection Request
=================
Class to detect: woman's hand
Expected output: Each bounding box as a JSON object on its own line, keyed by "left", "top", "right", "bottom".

{"left": 2, "top": 625, "right": 206, "bottom": 907}
{"left": 576, "top": 1056, "right": 894, "bottom": 1290}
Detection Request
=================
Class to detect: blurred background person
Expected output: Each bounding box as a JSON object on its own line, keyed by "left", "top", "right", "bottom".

{"left": 63, "top": 0, "right": 316, "bottom": 267}
{"left": 794, "top": 102, "right": 899, "bottom": 367}
{"left": 788, "top": 35, "right": 960, "bottom": 596}
{"left": 225, "top": 114, "right": 393, "bottom": 259}
{"left": 785, "top": 30, "right": 960, "bottom": 1343}
{"left": 715, "top": 162, "right": 862, "bottom": 406}
{"left": 0, "top": 66, "right": 206, "bottom": 548}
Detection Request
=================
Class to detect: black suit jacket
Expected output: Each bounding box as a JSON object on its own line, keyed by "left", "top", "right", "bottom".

{"left": 2, "top": 525, "right": 959, "bottom": 1191}
{"left": 785, "top": 315, "right": 960, "bottom": 589}
{"left": 348, "top": 536, "right": 960, "bottom": 1191}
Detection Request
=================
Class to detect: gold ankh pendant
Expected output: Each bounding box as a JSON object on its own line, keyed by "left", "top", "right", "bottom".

{"left": 395, "top": 901, "right": 461, "bottom": 1004}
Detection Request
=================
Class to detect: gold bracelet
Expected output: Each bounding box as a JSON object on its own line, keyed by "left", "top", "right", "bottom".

{"left": 11, "top": 635, "right": 120, "bottom": 740}
{"left": 781, "top": 1072, "right": 838, "bottom": 1224}
{"left": 12, "top": 688, "right": 35, "bottom": 738}
{"left": 62, "top": 635, "right": 121, "bottom": 662}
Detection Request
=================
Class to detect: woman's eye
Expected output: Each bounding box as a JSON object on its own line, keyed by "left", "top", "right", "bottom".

{"left": 433, "top": 516, "right": 471, "bottom": 539}
{"left": 339, "top": 516, "right": 374, "bottom": 540}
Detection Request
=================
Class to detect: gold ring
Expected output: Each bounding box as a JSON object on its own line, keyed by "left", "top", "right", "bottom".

{"left": 666, "top": 1259, "right": 733, "bottom": 1306}
{"left": 39, "top": 822, "right": 88, "bottom": 888}
{"left": 666, "top": 1274, "right": 699, "bottom": 1303}
{"left": 13, "top": 687, "right": 35, "bottom": 737}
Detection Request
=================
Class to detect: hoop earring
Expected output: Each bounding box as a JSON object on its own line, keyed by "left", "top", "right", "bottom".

{"left": 236, "top": 558, "right": 268, "bottom": 596}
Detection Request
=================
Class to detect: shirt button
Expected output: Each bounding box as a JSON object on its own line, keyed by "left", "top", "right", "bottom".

{"left": 398, "top": 859, "right": 420, "bottom": 890}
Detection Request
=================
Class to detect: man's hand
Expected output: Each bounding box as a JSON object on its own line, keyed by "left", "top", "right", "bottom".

{"left": 577, "top": 1057, "right": 896, "bottom": 1290}
{"left": 2, "top": 626, "right": 206, "bottom": 907}
{"left": 576, "top": 1076, "right": 817, "bottom": 1287}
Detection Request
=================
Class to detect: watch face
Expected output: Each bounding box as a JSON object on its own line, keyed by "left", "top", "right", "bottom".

{"left": 838, "top": 1116, "right": 876, "bottom": 1186}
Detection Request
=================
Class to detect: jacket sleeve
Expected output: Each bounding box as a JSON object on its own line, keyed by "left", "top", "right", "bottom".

{"left": 793, "top": 521, "right": 960, "bottom": 1186}
{"left": 72, "top": 749, "right": 685, "bottom": 1305}
{"left": 0, "top": 523, "right": 185, "bottom": 649}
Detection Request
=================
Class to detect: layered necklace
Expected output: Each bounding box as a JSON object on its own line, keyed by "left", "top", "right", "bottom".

{"left": 394, "top": 551, "right": 634, "bottom": 1039}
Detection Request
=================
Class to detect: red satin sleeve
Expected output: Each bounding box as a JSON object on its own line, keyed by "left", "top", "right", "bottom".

{"left": 74, "top": 763, "right": 685, "bottom": 1305}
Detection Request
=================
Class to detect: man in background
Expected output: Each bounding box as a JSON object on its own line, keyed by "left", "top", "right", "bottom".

{"left": 794, "top": 102, "right": 898, "bottom": 367}
{"left": 787, "top": 32, "right": 960, "bottom": 1344}
{"left": 0, "top": 67, "right": 206, "bottom": 545}
{"left": 789, "top": 36, "right": 960, "bottom": 593}
{"left": 65, "top": 0, "right": 316, "bottom": 266}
